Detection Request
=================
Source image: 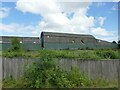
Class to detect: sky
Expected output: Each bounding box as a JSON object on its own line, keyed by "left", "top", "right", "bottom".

{"left": 0, "top": 0, "right": 119, "bottom": 42}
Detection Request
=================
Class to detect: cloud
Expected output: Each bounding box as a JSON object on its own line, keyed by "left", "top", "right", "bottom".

{"left": 0, "top": 0, "right": 115, "bottom": 41}
{"left": 90, "top": 27, "right": 113, "bottom": 36}
{"left": 112, "top": 0, "right": 120, "bottom": 2}
{"left": 96, "top": 2, "right": 106, "bottom": 7}
{"left": 98, "top": 17, "right": 106, "bottom": 26}
{"left": 0, "top": 7, "right": 10, "bottom": 19}
{"left": 58, "top": 2, "right": 91, "bottom": 13}
{"left": 0, "top": 23, "right": 39, "bottom": 36}
{"left": 111, "top": 3, "right": 118, "bottom": 11}
{"left": 16, "top": 0, "right": 95, "bottom": 34}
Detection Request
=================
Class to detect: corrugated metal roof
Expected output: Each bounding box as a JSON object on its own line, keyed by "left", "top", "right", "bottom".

{"left": 41, "top": 32, "right": 95, "bottom": 39}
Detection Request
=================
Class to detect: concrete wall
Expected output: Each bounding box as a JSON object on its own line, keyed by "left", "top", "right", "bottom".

{"left": 2, "top": 58, "right": 120, "bottom": 81}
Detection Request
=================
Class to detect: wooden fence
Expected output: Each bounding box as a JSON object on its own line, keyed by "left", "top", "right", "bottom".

{"left": 1, "top": 58, "right": 120, "bottom": 81}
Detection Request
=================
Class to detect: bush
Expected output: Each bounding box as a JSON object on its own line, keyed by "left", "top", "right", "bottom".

{"left": 95, "top": 50, "right": 118, "bottom": 59}
{"left": 3, "top": 56, "right": 91, "bottom": 88}
{"left": 11, "top": 38, "right": 21, "bottom": 51}
{"left": 2, "top": 49, "right": 120, "bottom": 59}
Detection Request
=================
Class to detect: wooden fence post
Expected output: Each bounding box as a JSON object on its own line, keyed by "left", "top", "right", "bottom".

{"left": 0, "top": 57, "right": 2, "bottom": 90}
{"left": 118, "top": 60, "right": 120, "bottom": 90}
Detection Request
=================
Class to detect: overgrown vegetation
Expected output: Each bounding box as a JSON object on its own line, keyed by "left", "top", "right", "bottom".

{"left": 1, "top": 49, "right": 119, "bottom": 59}
{"left": 3, "top": 56, "right": 118, "bottom": 88}
{"left": 3, "top": 56, "right": 90, "bottom": 88}
{"left": 11, "top": 38, "right": 21, "bottom": 51}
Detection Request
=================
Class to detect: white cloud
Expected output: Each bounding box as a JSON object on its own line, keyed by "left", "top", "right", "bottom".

{"left": 111, "top": 3, "right": 118, "bottom": 11}
{"left": 0, "top": 23, "right": 39, "bottom": 36}
{"left": 16, "top": 0, "right": 95, "bottom": 35}
{"left": 58, "top": 2, "right": 91, "bottom": 13}
{"left": 98, "top": 17, "right": 106, "bottom": 26}
{"left": 90, "top": 27, "right": 113, "bottom": 36}
{"left": 112, "top": 0, "right": 120, "bottom": 2}
{"left": 0, "top": 7, "right": 10, "bottom": 19}
{"left": 0, "top": 0, "right": 115, "bottom": 41}
{"left": 96, "top": 2, "right": 106, "bottom": 7}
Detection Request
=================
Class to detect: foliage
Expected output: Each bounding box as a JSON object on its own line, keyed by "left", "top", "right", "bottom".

{"left": 95, "top": 50, "right": 119, "bottom": 59}
{"left": 112, "top": 41, "right": 117, "bottom": 44}
{"left": 2, "top": 49, "right": 120, "bottom": 59}
{"left": 11, "top": 38, "right": 21, "bottom": 51}
{"left": 118, "top": 40, "right": 120, "bottom": 49}
{"left": 3, "top": 57, "right": 91, "bottom": 88}
{"left": 91, "top": 79, "right": 118, "bottom": 88}
{"left": 3, "top": 56, "right": 118, "bottom": 88}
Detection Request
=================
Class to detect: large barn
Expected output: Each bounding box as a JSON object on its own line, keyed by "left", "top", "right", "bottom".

{"left": 41, "top": 32, "right": 118, "bottom": 50}
{"left": 0, "top": 32, "right": 118, "bottom": 51}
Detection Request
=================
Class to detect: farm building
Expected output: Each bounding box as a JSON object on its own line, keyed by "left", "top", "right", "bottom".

{"left": 0, "top": 32, "right": 118, "bottom": 51}
{"left": 0, "top": 36, "right": 41, "bottom": 51}
{"left": 41, "top": 32, "right": 118, "bottom": 50}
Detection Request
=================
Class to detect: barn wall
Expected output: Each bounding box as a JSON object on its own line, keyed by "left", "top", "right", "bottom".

{"left": 42, "top": 32, "right": 118, "bottom": 50}
{"left": 0, "top": 33, "right": 118, "bottom": 51}
{"left": 1, "top": 37, "right": 41, "bottom": 51}
{"left": 0, "top": 44, "right": 2, "bottom": 51}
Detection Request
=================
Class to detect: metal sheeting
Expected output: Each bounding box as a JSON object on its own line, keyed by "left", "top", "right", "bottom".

{"left": 0, "top": 32, "right": 118, "bottom": 50}
{"left": 21, "top": 43, "right": 41, "bottom": 50}
{"left": 41, "top": 32, "right": 95, "bottom": 39}
{"left": 43, "top": 42, "right": 118, "bottom": 50}
{"left": 1, "top": 43, "right": 42, "bottom": 51}
{"left": 1, "top": 36, "right": 41, "bottom": 51}
{"left": 0, "top": 37, "right": 1, "bottom": 51}
{"left": 41, "top": 32, "right": 118, "bottom": 50}
{"left": 2, "top": 43, "right": 12, "bottom": 50}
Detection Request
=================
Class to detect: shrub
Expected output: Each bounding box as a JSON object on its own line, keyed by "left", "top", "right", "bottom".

{"left": 11, "top": 38, "right": 21, "bottom": 51}
{"left": 3, "top": 56, "right": 91, "bottom": 88}
{"left": 95, "top": 50, "right": 118, "bottom": 59}
{"left": 2, "top": 49, "right": 119, "bottom": 59}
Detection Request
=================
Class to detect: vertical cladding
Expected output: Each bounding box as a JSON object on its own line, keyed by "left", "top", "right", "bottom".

{"left": 0, "top": 32, "right": 118, "bottom": 50}
{"left": 1, "top": 36, "right": 41, "bottom": 51}
{"left": 42, "top": 32, "right": 115, "bottom": 50}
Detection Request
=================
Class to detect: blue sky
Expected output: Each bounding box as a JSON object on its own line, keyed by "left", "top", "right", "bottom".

{"left": 0, "top": 1, "right": 119, "bottom": 42}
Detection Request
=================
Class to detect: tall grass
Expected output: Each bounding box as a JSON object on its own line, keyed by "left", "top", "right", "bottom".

{"left": 2, "top": 49, "right": 119, "bottom": 60}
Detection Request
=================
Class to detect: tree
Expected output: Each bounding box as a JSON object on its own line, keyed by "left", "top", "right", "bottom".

{"left": 112, "top": 41, "right": 117, "bottom": 44}
{"left": 11, "top": 38, "right": 21, "bottom": 51}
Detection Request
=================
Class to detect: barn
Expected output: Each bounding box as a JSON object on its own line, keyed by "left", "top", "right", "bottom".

{"left": 0, "top": 32, "right": 118, "bottom": 51}
{"left": 41, "top": 32, "right": 118, "bottom": 50}
{"left": 0, "top": 36, "right": 41, "bottom": 51}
